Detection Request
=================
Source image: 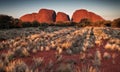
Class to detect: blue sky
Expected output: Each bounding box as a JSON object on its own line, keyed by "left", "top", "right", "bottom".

{"left": 0, "top": 0, "right": 120, "bottom": 20}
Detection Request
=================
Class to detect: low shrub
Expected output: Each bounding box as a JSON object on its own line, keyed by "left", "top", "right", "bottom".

{"left": 112, "top": 18, "right": 120, "bottom": 28}
{"left": 76, "top": 18, "right": 92, "bottom": 27}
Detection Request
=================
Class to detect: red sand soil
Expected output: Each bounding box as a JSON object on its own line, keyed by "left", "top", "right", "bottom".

{"left": 0, "top": 39, "right": 120, "bottom": 72}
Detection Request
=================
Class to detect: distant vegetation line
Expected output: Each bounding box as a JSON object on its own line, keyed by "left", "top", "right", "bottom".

{"left": 0, "top": 14, "right": 120, "bottom": 29}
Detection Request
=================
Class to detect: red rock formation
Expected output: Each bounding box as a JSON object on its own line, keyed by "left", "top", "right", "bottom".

{"left": 20, "top": 8, "right": 104, "bottom": 23}
{"left": 37, "top": 9, "right": 56, "bottom": 23}
{"left": 89, "top": 12, "right": 104, "bottom": 22}
{"left": 20, "top": 9, "right": 56, "bottom": 23}
{"left": 72, "top": 9, "right": 104, "bottom": 22}
{"left": 20, "top": 13, "right": 37, "bottom": 22}
{"left": 56, "top": 12, "right": 70, "bottom": 22}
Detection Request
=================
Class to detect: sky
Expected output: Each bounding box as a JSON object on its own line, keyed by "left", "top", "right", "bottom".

{"left": 0, "top": 0, "right": 120, "bottom": 20}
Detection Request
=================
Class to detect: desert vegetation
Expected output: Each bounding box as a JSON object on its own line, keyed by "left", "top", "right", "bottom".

{"left": 0, "top": 14, "right": 120, "bottom": 30}
{"left": 0, "top": 25, "right": 120, "bottom": 72}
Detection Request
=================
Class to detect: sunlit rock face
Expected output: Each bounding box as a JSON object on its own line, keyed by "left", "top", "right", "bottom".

{"left": 20, "top": 13, "right": 37, "bottom": 22}
{"left": 20, "top": 9, "right": 56, "bottom": 23}
{"left": 37, "top": 9, "right": 56, "bottom": 23}
{"left": 20, "top": 8, "right": 104, "bottom": 23}
{"left": 72, "top": 9, "right": 104, "bottom": 22}
{"left": 56, "top": 12, "right": 70, "bottom": 22}
{"left": 89, "top": 12, "right": 104, "bottom": 22}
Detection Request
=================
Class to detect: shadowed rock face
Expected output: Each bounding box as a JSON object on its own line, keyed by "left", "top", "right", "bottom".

{"left": 20, "top": 13, "right": 37, "bottom": 22}
{"left": 56, "top": 12, "right": 70, "bottom": 22}
{"left": 37, "top": 9, "right": 56, "bottom": 23}
{"left": 72, "top": 9, "right": 104, "bottom": 22}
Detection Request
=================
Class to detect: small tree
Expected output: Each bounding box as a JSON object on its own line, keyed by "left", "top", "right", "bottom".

{"left": 13, "top": 18, "right": 22, "bottom": 28}
{"left": 0, "top": 15, "right": 14, "bottom": 29}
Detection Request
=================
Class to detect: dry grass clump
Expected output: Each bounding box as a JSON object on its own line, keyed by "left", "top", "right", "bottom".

{"left": 0, "top": 53, "right": 9, "bottom": 72}
{"left": 6, "top": 50, "right": 15, "bottom": 61}
{"left": 5, "top": 59, "right": 29, "bottom": 72}
{"left": 45, "top": 46, "right": 50, "bottom": 51}
{"left": 56, "top": 63, "right": 74, "bottom": 72}
{"left": 103, "top": 52, "right": 111, "bottom": 59}
{"left": 80, "top": 52, "right": 86, "bottom": 61}
{"left": 105, "top": 42, "right": 120, "bottom": 51}
{"left": 112, "top": 53, "right": 118, "bottom": 64}
{"left": 80, "top": 65, "right": 97, "bottom": 72}
{"left": 40, "top": 46, "right": 44, "bottom": 51}
{"left": 92, "top": 50, "right": 101, "bottom": 72}
{"left": 20, "top": 41, "right": 28, "bottom": 47}
{"left": 22, "top": 48, "right": 30, "bottom": 57}
{"left": 0, "top": 59, "right": 5, "bottom": 72}
{"left": 32, "top": 48, "right": 38, "bottom": 53}
{"left": 104, "top": 43, "right": 112, "bottom": 50}
{"left": 56, "top": 47, "right": 63, "bottom": 54}
{"left": 29, "top": 34, "right": 40, "bottom": 40}
{"left": 33, "top": 57, "right": 44, "bottom": 66}
{"left": 31, "top": 57, "right": 44, "bottom": 72}
{"left": 14, "top": 47, "right": 30, "bottom": 57}
{"left": 61, "top": 41, "right": 72, "bottom": 49}
{"left": 46, "top": 59, "right": 54, "bottom": 70}
{"left": 95, "top": 40, "right": 102, "bottom": 46}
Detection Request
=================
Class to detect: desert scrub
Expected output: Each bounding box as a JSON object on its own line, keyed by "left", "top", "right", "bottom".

{"left": 14, "top": 47, "right": 30, "bottom": 57}
{"left": 103, "top": 52, "right": 111, "bottom": 59}
{"left": 6, "top": 50, "right": 15, "bottom": 61}
{"left": 45, "top": 46, "right": 50, "bottom": 51}
{"left": 112, "top": 53, "right": 117, "bottom": 64}
{"left": 95, "top": 40, "right": 102, "bottom": 46}
{"left": 32, "top": 48, "right": 38, "bottom": 53}
{"left": 40, "top": 46, "right": 44, "bottom": 51}
{"left": 0, "top": 53, "right": 9, "bottom": 72}
{"left": 80, "top": 52, "right": 86, "bottom": 61}
{"left": 5, "top": 59, "right": 29, "bottom": 72}
{"left": 92, "top": 50, "right": 101, "bottom": 72}
{"left": 61, "top": 41, "right": 72, "bottom": 49}
{"left": 56, "top": 63, "right": 74, "bottom": 72}
{"left": 31, "top": 57, "right": 44, "bottom": 72}
{"left": 56, "top": 47, "right": 63, "bottom": 54}
{"left": 22, "top": 48, "right": 30, "bottom": 57}
{"left": 0, "top": 53, "right": 9, "bottom": 66}
{"left": 46, "top": 59, "right": 54, "bottom": 70}
{"left": 80, "top": 65, "right": 97, "bottom": 72}
{"left": 105, "top": 42, "right": 120, "bottom": 51}
{"left": 55, "top": 54, "right": 63, "bottom": 63}
{"left": 104, "top": 43, "right": 112, "bottom": 50}
{"left": 0, "top": 41, "right": 9, "bottom": 51}
{"left": 0, "top": 59, "right": 5, "bottom": 72}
